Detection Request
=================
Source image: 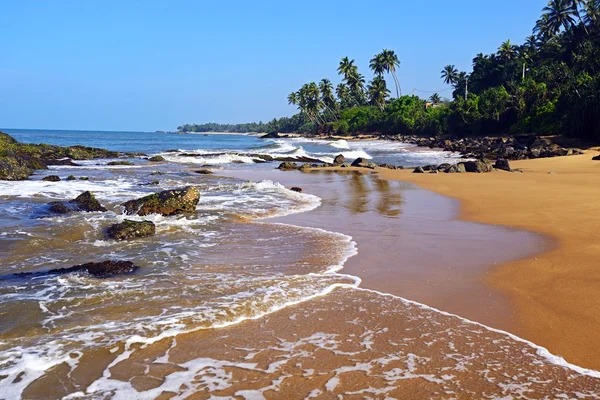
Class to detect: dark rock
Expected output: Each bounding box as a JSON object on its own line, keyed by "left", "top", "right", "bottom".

{"left": 57, "top": 261, "right": 138, "bottom": 278}
{"left": 422, "top": 165, "right": 438, "bottom": 172}
{"left": 48, "top": 191, "right": 108, "bottom": 214}
{"left": 463, "top": 160, "right": 492, "bottom": 173}
{"left": 79, "top": 177, "right": 89, "bottom": 181}
{"left": 493, "top": 158, "right": 511, "bottom": 171}
{"left": 260, "top": 132, "right": 280, "bottom": 139}
{"left": 194, "top": 169, "right": 213, "bottom": 174}
{"left": 437, "top": 163, "right": 452, "bottom": 171}
{"left": 333, "top": 154, "right": 345, "bottom": 166}
{"left": 456, "top": 163, "right": 467, "bottom": 173}
{"left": 351, "top": 158, "right": 370, "bottom": 168}
{"left": 593, "top": 155, "right": 600, "bottom": 161}
{"left": 445, "top": 165, "right": 459, "bottom": 173}
{"left": 429, "top": 170, "right": 439, "bottom": 174}
{"left": 277, "top": 162, "right": 299, "bottom": 170}
{"left": 149, "top": 155, "right": 166, "bottom": 162}
{"left": 290, "top": 187, "right": 303, "bottom": 193}
{"left": 121, "top": 186, "right": 200, "bottom": 216}
{"left": 413, "top": 167, "right": 425, "bottom": 173}
{"left": 378, "top": 164, "right": 397, "bottom": 169}
{"left": 139, "top": 180, "right": 160, "bottom": 186}
{"left": 107, "top": 220, "right": 156, "bottom": 240}
{"left": 107, "top": 161, "right": 134, "bottom": 166}
{"left": 42, "top": 175, "right": 61, "bottom": 182}
{"left": 299, "top": 163, "right": 312, "bottom": 171}
{"left": 66, "top": 175, "right": 77, "bottom": 181}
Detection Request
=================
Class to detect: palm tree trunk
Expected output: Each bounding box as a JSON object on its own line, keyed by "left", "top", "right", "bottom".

{"left": 393, "top": 72, "right": 402, "bottom": 97}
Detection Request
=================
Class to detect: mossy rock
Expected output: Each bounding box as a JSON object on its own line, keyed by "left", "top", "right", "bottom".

{"left": 107, "top": 161, "right": 134, "bottom": 166}
{"left": 121, "top": 186, "right": 200, "bottom": 216}
{"left": 106, "top": 220, "right": 156, "bottom": 240}
{"left": 149, "top": 155, "right": 166, "bottom": 162}
{"left": 0, "top": 154, "right": 32, "bottom": 180}
{"left": 66, "top": 175, "right": 77, "bottom": 181}
{"left": 42, "top": 175, "right": 61, "bottom": 182}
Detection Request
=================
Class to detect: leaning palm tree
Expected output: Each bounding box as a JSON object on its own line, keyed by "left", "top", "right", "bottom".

{"left": 568, "top": 0, "right": 589, "bottom": 32}
{"left": 429, "top": 93, "right": 441, "bottom": 104}
{"left": 441, "top": 65, "right": 459, "bottom": 85}
{"left": 367, "top": 76, "right": 390, "bottom": 111}
{"left": 542, "top": 0, "right": 577, "bottom": 35}
{"left": 498, "top": 40, "right": 518, "bottom": 61}
{"left": 381, "top": 49, "right": 401, "bottom": 97}
{"left": 319, "top": 79, "right": 338, "bottom": 120}
{"left": 337, "top": 57, "right": 357, "bottom": 81}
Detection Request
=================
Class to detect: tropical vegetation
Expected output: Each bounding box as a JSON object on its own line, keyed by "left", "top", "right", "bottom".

{"left": 181, "top": 0, "right": 600, "bottom": 141}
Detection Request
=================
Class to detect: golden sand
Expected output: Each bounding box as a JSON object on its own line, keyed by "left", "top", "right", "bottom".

{"left": 371, "top": 153, "right": 600, "bottom": 370}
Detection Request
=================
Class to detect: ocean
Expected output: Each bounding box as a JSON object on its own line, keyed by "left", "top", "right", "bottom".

{"left": 0, "top": 129, "right": 599, "bottom": 399}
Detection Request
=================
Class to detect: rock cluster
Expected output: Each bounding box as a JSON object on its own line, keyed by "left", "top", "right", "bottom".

{"left": 0, "top": 131, "right": 123, "bottom": 180}
{"left": 16, "top": 260, "right": 139, "bottom": 278}
{"left": 413, "top": 160, "right": 494, "bottom": 174}
{"left": 390, "top": 134, "right": 584, "bottom": 161}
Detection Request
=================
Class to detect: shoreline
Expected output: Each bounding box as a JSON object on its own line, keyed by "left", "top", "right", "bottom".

{"left": 370, "top": 153, "right": 600, "bottom": 370}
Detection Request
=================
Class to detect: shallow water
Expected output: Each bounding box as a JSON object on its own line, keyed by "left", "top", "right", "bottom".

{"left": 0, "top": 130, "right": 599, "bottom": 398}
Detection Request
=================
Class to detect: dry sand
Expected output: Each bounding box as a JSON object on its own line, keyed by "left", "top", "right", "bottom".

{"left": 372, "top": 153, "right": 600, "bottom": 370}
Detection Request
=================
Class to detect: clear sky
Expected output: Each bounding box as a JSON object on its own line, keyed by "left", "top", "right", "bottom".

{"left": 1, "top": 1, "right": 545, "bottom": 131}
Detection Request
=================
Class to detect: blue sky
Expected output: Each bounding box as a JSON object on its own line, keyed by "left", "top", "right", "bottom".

{"left": 1, "top": 1, "right": 545, "bottom": 131}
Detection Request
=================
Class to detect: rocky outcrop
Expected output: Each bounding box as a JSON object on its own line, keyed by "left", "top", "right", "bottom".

{"left": 42, "top": 175, "right": 61, "bottom": 182}
{"left": 390, "top": 134, "right": 586, "bottom": 161}
{"left": 333, "top": 154, "right": 345, "bottom": 165}
{"left": 48, "top": 191, "right": 108, "bottom": 214}
{"left": 121, "top": 186, "right": 200, "bottom": 216}
{"left": 15, "top": 260, "right": 139, "bottom": 278}
{"left": 593, "top": 154, "right": 600, "bottom": 161}
{"left": 148, "top": 155, "right": 166, "bottom": 162}
{"left": 260, "top": 132, "right": 281, "bottom": 139}
{"left": 413, "top": 166, "right": 425, "bottom": 173}
{"left": 0, "top": 131, "right": 122, "bottom": 181}
{"left": 194, "top": 169, "right": 213, "bottom": 174}
{"left": 107, "top": 220, "right": 156, "bottom": 240}
{"left": 350, "top": 158, "right": 377, "bottom": 169}
{"left": 463, "top": 160, "right": 493, "bottom": 173}
{"left": 66, "top": 175, "right": 77, "bottom": 181}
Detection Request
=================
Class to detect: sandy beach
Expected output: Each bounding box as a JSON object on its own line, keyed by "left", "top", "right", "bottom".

{"left": 371, "top": 153, "right": 600, "bottom": 370}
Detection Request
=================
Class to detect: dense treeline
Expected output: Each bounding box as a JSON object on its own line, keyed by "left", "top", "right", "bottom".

{"left": 180, "top": 0, "right": 600, "bottom": 141}
{"left": 177, "top": 114, "right": 312, "bottom": 134}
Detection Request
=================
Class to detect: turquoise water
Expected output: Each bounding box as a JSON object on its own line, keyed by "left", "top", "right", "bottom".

{"left": 2, "top": 128, "right": 464, "bottom": 167}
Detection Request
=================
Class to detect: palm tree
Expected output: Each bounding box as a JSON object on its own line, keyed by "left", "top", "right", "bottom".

{"left": 336, "top": 83, "right": 351, "bottom": 107}
{"left": 367, "top": 76, "right": 390, "bottom": 110}
{"left": 533, "top": 14, "right": 551, "bottom": 41}
{"left": 429, "top": 93, "right": 441, "bottom": 104}
{"left": 472, "top": 53, "right": 487, "bottom": 67}
{"left": 441, "top": 65, "right": 459, "bottom": 85}
{"left": 569, "top": 0, "right": 589, "bottom": 33}
{"left": 319, "top": 79, "right": 338, "bottom": 120}
{"left": 287, "top": 92, "right": 298, "bottom": 106}
{"left": 337, "top": 57, "right": 357, "bottom": 81}
{"left": 369, "top": 53, "right": 386, "bottom": 77}
{"left": 582, "top": 0, "right": 600, "bottom": 28}
{"left": 542, "top": 0, "right": 577, "bottom": 35}
{"left": 498, "top": 39, "right": 518, "bottom": 61}
{"left": 381, "top": 49, "right": 402, "bottom": 97}
{"left": 524, "top": 35, "right": 539, "bottom": 49}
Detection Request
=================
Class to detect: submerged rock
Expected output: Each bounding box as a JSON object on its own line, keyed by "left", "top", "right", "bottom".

{"left": 121, "top": 186, "right": 200, "bottom": 216}
{"left": 148, "top": 155, "right": 166, "bottom": 162}
{"left": 194, "top": 169, "right": 213, "bottom": 174}
{"left": 16, "top": 260, "right": 139, "bottom": 278}
{"left": 48, "top": 191, "right": 108, "bottom": 214}
{"left": 290, "top": 187, "right": 303, "bottom": 193}
{"left": 42, "top": 175, "right": 61, "bottom": 182}
{"left": 107, "top": 220, "right": 156, "bottom": 240}
{"left": 107, "top": 161, "right": 134, "bottom": 166}
{"left": 66, "top": 175, "right": 77, "bottom": 181}
{"left": 277, "top": 162, "right": 299, "bottom": 170}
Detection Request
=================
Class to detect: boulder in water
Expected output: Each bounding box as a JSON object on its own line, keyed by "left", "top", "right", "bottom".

{"left": 121, "top": 186, "right": 200, "bottom": 216}
{"left": 148, "top": 155, "right": 166, "bottom": 162}
{"left": 107, "top": 161, "right": 134, "bottom": 166}
{"left": 194, "top": 169, "right": 213, "bottom": 174}
{"left": 66, "top": 175, "right": 77, "bottom": 181}
{"left": 107, "top": 220, "right": 156, "bottom": 240}
{"left": 48, "top": 191, "right": 108, "bottom": 214}
{"left": 42, "top": 175, "right": 61, "bottom": 182}
{"left": 290, "top": 187, "right": 303, "bottom": 193}
{"left": 351, "top": 158, "right": 370, "bottom": 168}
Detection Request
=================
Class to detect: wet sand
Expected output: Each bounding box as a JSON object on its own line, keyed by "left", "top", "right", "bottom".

{"left": 371, "top": 153, "right": 600, "bottom": 371}
{"left": 225, "top": 169, "right": 548, "bottom": 332}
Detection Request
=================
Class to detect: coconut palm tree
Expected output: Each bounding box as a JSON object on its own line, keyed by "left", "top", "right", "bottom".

{"left": 472, "top": 53, "right": 487, "bottom": 67}
{"left": 382, "top": 49, "right": 402, "bottom": 97}
{"left": 533, "top": 14, "right": 552, "bottom": 41}
{"left": 582, "top": 0, "right": 600, "bottom": 28}
{"left": 429, "top": 93, "right": 441, "bottom": 104}
{"left": 367, "top": 76, "right": 390, "bottom": 110}
{"left": 441, "top": 65, "right": 459, "bottom": 85}
{"left": 524, "top": 35, "right": 539, "bottom": 49}
{"left": 568, "top": 0, "right": 590, "bottom": 32}
{"left": 287, "top": 92, "right": 298, "bottom": 106}
{"left": 498, "top": 39, "right": 518, "bottom": 61}
{"left": 542, "top": 0, "right": 577, "bottom": 35}
{"left": 338, "top": 57, "right": 357, "bottom": 81}
{"left": 319, "top": 78, "right": 338, "bottom": 120}
{"left": 369, "top": 53, "right": 386, "bottom": 77}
